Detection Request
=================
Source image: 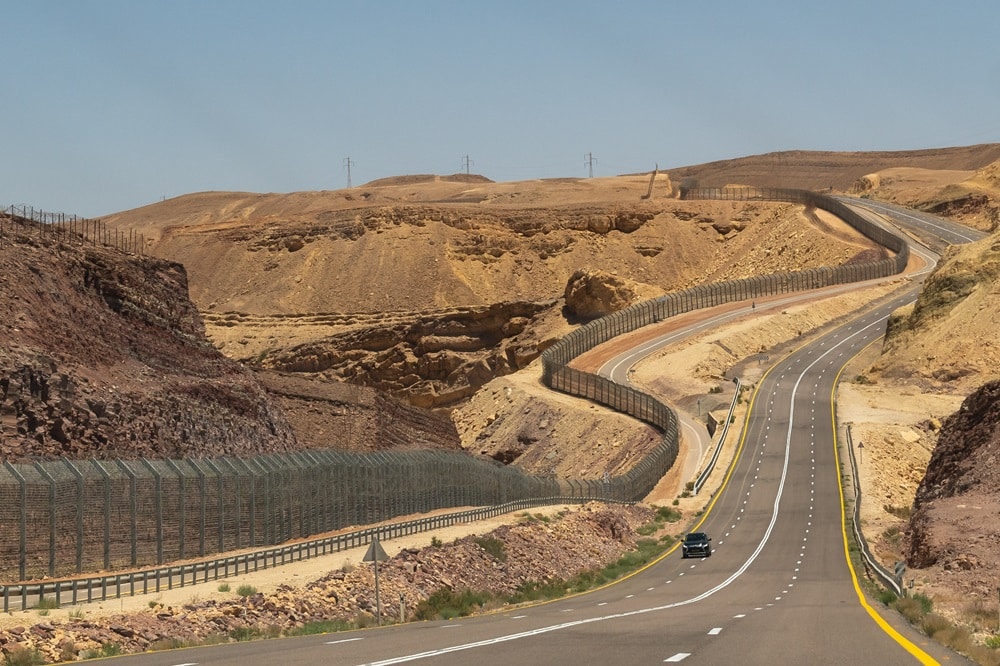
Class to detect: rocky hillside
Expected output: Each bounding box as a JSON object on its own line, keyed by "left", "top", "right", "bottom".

{"left": 905, "top": 380, "right": 1000, "bottom": 596}
{"left": 255, "top": 371, "right": 460, "bottom": 453}
{"left": 0, "top": 214, "right": 459, "bottom": 461}
{"left": 104, "top": 177, "right": 880, "bottom": 409}
{"left": 254, "top": 301, "right": 561, "bottom": 409}
{"left": 0, "top": 213, "right": 295, "bottom": 461}
{"left": 667, "top": 143, "right": 1000, "bottom": 193}
{"left": 873, "top": 232, "right": 1000, "bottom": 394}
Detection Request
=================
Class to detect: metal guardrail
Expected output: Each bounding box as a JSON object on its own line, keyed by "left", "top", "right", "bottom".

{"left": 0, "top": 496, "right": 627, "bottom": 612}
{"left": 693, "top": 379, "right": 741, "bottom": 495}
{"left": 844, "top": 426, "right": 903, "bottom": 597}
{"left": 0, "top": 451, "right": 578, "bottom": 582}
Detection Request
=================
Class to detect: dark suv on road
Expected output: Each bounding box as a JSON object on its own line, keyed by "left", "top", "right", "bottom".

{"left": 681, "top": 532, "right": 712, "bottom": 558}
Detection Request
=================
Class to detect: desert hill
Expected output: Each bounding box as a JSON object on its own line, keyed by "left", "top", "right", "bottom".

{"left": 667, "top": 143, "right": 1000, "bottom": 193}
{"left": 850, "top": 157, "right": 1000, "bottom": 232}
{"left": 0, "top": 214, "right": 460, "bottom": 462}
{"left": 5, "top": 146, "right": 1000, "bottom": 659}
{"left": 7, "top": 145, "right": 1000, "bottom": 475}
{"left": 874, "top": 231, "right": 1000, "bottom": 393}
{"left": 104, "top": 174, "right": 883, "bottom": 409}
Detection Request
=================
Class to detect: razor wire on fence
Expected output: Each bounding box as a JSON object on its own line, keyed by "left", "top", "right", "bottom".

{"left": 0, "top": 188, "right": 910, "bottom": 584}
{"left": 1, "top": 205, "right": 144, "bottom": 254}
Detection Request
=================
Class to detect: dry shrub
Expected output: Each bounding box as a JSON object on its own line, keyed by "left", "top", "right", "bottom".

{"left": 963, "top": 597, "right": 1000, "bottom": 633}
{"left": 895, "top": 596, "right": 927, "bottom": 624}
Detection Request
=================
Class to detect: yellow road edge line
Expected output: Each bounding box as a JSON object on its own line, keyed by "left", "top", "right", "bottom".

{"left": 488, "top": 366, "right": 768, "bottom": 611}
{"left": 831, "top": 338, "right": 939, "bottom": 665}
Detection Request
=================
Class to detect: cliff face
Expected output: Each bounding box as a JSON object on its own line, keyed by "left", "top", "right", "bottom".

{"left": 254, "top": 301, "right": 560, "bottom": 409}
{"left": 106, "top": 176, "right": 879, "bottom": 410}
{"left": 0, "top": 214, "right": 296, "bottom": 461}
{"left": 912, "top": 380, "right": 1000, "bottom": 510}
{"left": 906, "top": 380, "right": 1000, "bottom": 573}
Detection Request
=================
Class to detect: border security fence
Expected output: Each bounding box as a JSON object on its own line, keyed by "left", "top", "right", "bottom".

{"left": 540, "top": 186, "right": 907, "bottom": 510}
{"left": 0, "top": 451, "right": 567, "bottom": 582}
{"left": 0, "top": 188, "right": 909, "bottom": 583}
{"left": 1, "top": 205, "right": 144, "bottom": 254}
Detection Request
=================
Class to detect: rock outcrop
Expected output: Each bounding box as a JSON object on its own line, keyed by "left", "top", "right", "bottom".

{"left": 0, "top": 214, "right": 296, "bottom": 461}
{"left": 563, "top": 269, "right": 665, "bottom": 320}
{"left": 906, "top": 379, "right": 1000, "bottom": 573}
{"left": 255, "top": 301, "right": 560, "bottom": 409}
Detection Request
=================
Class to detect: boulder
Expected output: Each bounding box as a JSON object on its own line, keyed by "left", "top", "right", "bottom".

{"left": 563, "top": 269, "right": 664, "bottom": 319}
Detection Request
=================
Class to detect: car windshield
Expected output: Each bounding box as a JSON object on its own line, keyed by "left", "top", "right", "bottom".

{"left": 685, "top": 533, "right": 707, "bottom": 542}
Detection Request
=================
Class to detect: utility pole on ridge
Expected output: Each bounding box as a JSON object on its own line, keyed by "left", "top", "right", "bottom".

{"left": 343, "top": 156, "right": 355, "bottom": 188}
{"left": 461, "top": 155, "right": 473, "bottom": 175}
{"left": 584, "top": 152, "right": 596, "bottom": 178}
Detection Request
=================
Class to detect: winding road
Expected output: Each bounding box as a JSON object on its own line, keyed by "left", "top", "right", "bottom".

{"left": 95, "top": 201, "right": 984, "bottom": 664}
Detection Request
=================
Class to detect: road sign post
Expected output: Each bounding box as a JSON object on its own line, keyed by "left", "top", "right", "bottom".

{"left": 364, "top": 537, "right": 390, "bottom": 625}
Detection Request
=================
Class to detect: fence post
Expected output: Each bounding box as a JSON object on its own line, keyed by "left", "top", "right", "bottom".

{"left": 139, "top": 459, "right": 164, "bottom": 565}
{"left": 203, "top": 458, "right": 226, "bottom": 553}
{"left": 253, "top": 456, "right": 277, "bottom": 545}
{"left": 62, "top": 460, "right": 85, "bottom": 573}
{"left": 165, "top": 459, "right": 186, "bottom": 560}
{"left": 218, "top": 458, "right": 242, "bottom": 550}
{"left": 32, "top": 462, "right": 58, "bottom": 578}
{"left": 233, "top": 457, "right": 258, "bottom": 547}
{"left": 191, "top": 460, "right": 207, "bottom": 557}
{"left": 3, "top": 462, "right": 28, "bottom": 581}
{"left": 92, "top": 461, "right": 113, "bottom": 571}
{"left": 115, "top": 460, "right": 139, "bottom": 566}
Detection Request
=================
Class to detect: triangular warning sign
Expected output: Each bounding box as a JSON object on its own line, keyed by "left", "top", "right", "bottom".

{"left": 363, "top": 537, "right": 389, "bottom": 562}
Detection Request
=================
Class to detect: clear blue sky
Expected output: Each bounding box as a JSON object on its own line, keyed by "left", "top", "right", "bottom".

{"left": 4, "top": 1, "right": 999, "bottom": 217}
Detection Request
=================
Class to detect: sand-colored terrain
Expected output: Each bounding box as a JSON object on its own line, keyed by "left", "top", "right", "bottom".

{"left": 4, "top": 147, "right": 1000, "bottom": 662}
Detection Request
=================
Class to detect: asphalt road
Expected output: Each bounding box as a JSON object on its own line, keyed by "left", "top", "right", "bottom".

{"left": 94, "top": 200, "right": 980, "bottom": 665}
{"left": 98, "top": 289, "right": 956, "bottom": 665}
